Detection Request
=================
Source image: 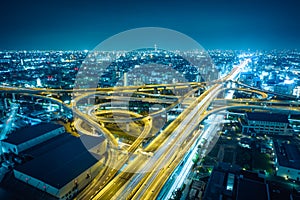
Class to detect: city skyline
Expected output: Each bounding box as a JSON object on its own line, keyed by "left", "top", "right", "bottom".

{"left": 1, "top": 0, "right": 300, "bottom": 50}
{"left": 1, "top": 1, "right": 300, "bottom": 199}
{"left": 1, "top": 49, "right": 300, "bottom": 199}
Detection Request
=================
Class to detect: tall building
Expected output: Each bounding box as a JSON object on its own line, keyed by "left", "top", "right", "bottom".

{"left": 36, "top": 78, "right": 42, "bottom": 87}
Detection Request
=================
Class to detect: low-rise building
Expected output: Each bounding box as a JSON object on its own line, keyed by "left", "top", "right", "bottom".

{"left": 203, "top": 163, "right": 269, "bottom": 200}
{"left": 273, "top": 141, "right": 300, "bottom": 181}
{"left": 188, "top": 180, "right": 205, "bottom": 200}
{"left": 241, "top": 112, "right": 292, "bottom": 136}
{"left": 1, "top": 123, "right": 64, "bottom": 154}
{"left": 14, "top": 133, "right": 106, "bottom": 199}
{"left": 274, "top": 82, "right": 295, "bottom": 95}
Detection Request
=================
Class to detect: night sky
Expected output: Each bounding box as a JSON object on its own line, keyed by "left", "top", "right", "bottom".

{"left": 1, "top": 0, "right": 300, "bottom": 50}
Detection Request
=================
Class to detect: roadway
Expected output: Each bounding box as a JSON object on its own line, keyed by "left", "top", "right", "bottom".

{"left": 158, "top": 115, "right": 223, "bottom": 199}
{"left": 0, "top": 82, "right": 202, "bottom": 94}
{"left": 207, "top": 104, "right": 300, "bottom": 116}
{"left": 127, "top": 85, "right": 223, "bottom": 200}
{"left": 214, "top": 98, "right": 300, "bottom": 107}
{"left": 232, "top": 80, "right": 299, "bottom": 100}
{"left": 127, "top": 59, "right": 251, "bottom": 199}
{"left": 91, "top": 59, "right": 249, "bottom": 199}
{"left": 78, "top": 83, "right": 300, "bottom": 199}
{"left": 0, "top": 81, "right": 205, "bottom": 200}
{"left": 2, "top": 58, "right": 300, "bottom": 199}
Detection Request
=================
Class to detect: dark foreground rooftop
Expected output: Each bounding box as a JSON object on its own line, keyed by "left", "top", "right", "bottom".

{"left": 14, "top": 133, "right": 105, "bottom": 189}
{"left": 247, "top": 112, "right": 289, "bottom": 123}
{"left": 3, "top": 123, "right": 63, "bottom": 145}
{"left": 236, "top": 178, "right": 268, "bottom": 200}
{"left": 274, "top": 141, "right": 300, "bottom": 170}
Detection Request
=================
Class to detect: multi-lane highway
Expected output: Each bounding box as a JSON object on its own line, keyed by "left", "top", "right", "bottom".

{"left": 89, "top": 59, "right": 248, "bottom": 199}
{"left": 0, "top": 59, "right": 246, "bottom": 199}
{"left": 122, "top": 61, "right": 248, "bottom": 200}
{"left": 2, "top": 58, "right": 300, "bottom": 200}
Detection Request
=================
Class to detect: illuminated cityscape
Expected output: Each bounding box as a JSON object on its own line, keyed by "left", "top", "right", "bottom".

{"left": 1, "top": 0, "right": 300, "bottom": 200}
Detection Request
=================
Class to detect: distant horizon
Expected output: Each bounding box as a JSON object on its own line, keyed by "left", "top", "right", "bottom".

{"left": 1, "top": 48, "right": 299, "bottom": 52}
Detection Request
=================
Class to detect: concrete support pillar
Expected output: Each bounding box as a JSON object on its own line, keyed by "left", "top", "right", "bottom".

{"left": 4, "top": 98, "right": 8, "bottom": 109}
{"left": 12, "top": 93, "right": 16, "bottom": 102}
{"left": 91, "top": 127, "right": 96, "bottom": 135}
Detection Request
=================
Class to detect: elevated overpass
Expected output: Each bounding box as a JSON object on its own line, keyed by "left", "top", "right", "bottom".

{"left": 231, "top": 80, "right": 299, "bottom": 100}
{"left": 2, "top": 57, "right": 300, "bottom": 200}
{"left": 90, "top": 59, "right": 249, "bottom": 200}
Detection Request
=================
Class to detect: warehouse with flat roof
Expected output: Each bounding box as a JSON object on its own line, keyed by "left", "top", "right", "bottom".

{"left": 13, "top": 133, "right": 107, "bottom": 199}
{"left": 1, "top": 123, "right": 65, "bottom": 154}
{"left": 273, "top": 141, "right": 300, "bottom": 181}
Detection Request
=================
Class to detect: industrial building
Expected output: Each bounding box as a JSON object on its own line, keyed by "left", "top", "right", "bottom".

{"left": 203, "top": 163, "right": 269, "bottom": 200}
{"left": 13, "top": 133, "right": 107, "bottom": 199}
{"left": 1, "top": 123, "right": 65, "bottom": 154}
{"left": 203, "top": 162, "right": 299, "bottom": 200}
{"left": 241, "top": 112, "right": 292, "bottom": 136}
{"left": 273, "top": 141, "right": 300, "bottom": 181}
{"left": 274, "top": 82, "right": 295, "bottom": 95}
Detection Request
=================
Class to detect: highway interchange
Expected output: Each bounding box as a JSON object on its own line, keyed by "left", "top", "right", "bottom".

{"left": 1, "top": 59, "right": 300, "bottom": 199}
